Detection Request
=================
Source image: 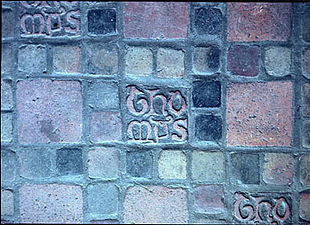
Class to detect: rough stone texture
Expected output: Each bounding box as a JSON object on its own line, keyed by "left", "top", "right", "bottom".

{"left": 192, "top": 81, "right": 221, "bottom": 108}
{"left": 88, "top": 147, "right": 119, "bottom": 179}
{"left": 192, "top": 151, "right": 224, "bottom": 182}
{"left": 53, "top": 45, "right": 81, "bottom": 74}
{"left": 87, "top": 81, "right": 119, "bottom": 110}
{"left": 56, "top": 148, "right": 83, "bottom": 176}
{"left": 2, "top": 8, "right": 15, "bottom": 38}
{"left": 88, "top": 9, "right": 116, "bottom": 35}
{"left": 193, "top": 46, "right": 220, "bottom": 74}
{"left": 1, "top": 79, "right": 13, "bottom": 110}
{"left": 158, "top": 150, "right": 187, "bottom": 179}
{"left": 264, "top": 47, "right": 291, "bottom": 77}
{"left": 1, "top": 190, "right": 14, "bottom": 216}
{"left": 86, "top": 44, "right": 118, "bottom": 75}
{"left": 18, "top": 44, "right": 47, "bottom": 73}
{"left": 87, "top": 183, "right": 118, "bottom": 215}
{"left": 303, "top": 48, "right": 310, "bottom": 78}
{"left": 1, "top": 150, "right": 17, "bottom": 182}
{"left": 124, "top": 185, "right": 188, "bottom": 224}
{"left": 19, "top": 184, "right": 83, "bottom": 223}
{"left": 195, "top": 114, "right": 222, "bottom": 142}
{"left": 194, "top": 185, "right": 224, "bottom": 214}
{"left": 300, "top": 155, "right": 310, "bottom": 185}
{"left": 227, "top": 82, "right": 293, "bottom": 146}
{"left": 302, "top": 6, "right": 310, "bottom": 42}
{"left": 157, "top": 48, "right": 184, "bottom": 77}
{"left": 89, "top": 111, "right": 122, "bottom": 142}
{"left": 227, "top": 45, "right": 260, "bottom": 77}
{"left": 18, "top": 148, "right": 52, "bottom": 179}
{"left": 125, "top": 46, "right": 152, "bottom": 76}
{"left": 123, "top": 2, "right": 188, "bottom": 39}
{"left": 126, "top": 151, "right": 153, "bottom": 178}
{"left": 231, "top": 153, "right": 260, "bottom": 184}
{"left": 17, "top": 80, "right": 82, "bottom": 144}
{"left": 194, "top": 7, "right": 223, "bottom": 36}
{"left": 1, "top": 113, "right": 13, "bottom": 143}
{"left": 227, "top": 3, "right": 292, "bottom": 42}
{"left": 302, "top": 83, "right": 310, "bottom": 116}
{"left": 263, "top": 153, "right": 295, "bottom": 185}
{"left": 302, "top": 120, "right": 310, "bottom": 148}
{"left": 300, "top": 191, "right": 310, "bottom": 221}
{"left": 1, "top": 43, "right": 15, "bottom": 74}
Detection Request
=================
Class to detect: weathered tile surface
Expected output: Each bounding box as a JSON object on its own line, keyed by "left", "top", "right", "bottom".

{"left": 17, "top": 80, "right": 82, "bottom": 144}
{"left": 123, "top": 2, "right": 188, "bottom": 39}
{"left": 227, "top": 45, "right": 259, "bottom": 77}
{"left": 263, "top": 153, "right": 295, "bottom": 185}
{"left": 192, "top": 151, "right": 224, "bottom": 182}
{"left": 227, "top": 3, "right": 291, "bottom": 42}
{"left": 2, "top": 3, "right": 308, "bottom": 224}
{"left": 227, "top": 82, "right": 293, "bottom": 146}
{"left": 19, "top": 184, "right": 83, "bottom": 223}
{"left": 158, "top": 150, "right": 187, "bottom": 179}
{"left": 124, "top": 186, "right": 188, "bottom": 223}
{"left": 194, "top": 185, "right": 225, "bottom": 214}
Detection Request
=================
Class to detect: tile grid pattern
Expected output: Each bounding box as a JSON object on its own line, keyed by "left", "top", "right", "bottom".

{"left": 1, "top": 2, "right": 310, "bottom": 224}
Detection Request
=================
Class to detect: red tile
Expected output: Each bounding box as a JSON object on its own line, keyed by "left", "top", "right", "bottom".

{"left": 227, "top": 82, "right": 293, "bottom": 146}
{"left": 17, "top": 80, "right": 82, "bottom": 144}
{"left": 124, "top": 185, "right": 188, "bottom": 223}
{"left": 19, "top": 184, "right": 83, "bottom": 223}
{"left": 123, "top": 2, "right": 188, "bottom": 39}
{"left": 227, "top": 3, "right": 291, "bottom": 42}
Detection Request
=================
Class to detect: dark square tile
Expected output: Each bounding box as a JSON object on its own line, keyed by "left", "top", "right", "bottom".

{"left": 126, "top": 151, "right": 152, "bottom": 178}
{"left": 195, "top": 114, "right": 222, "bottom": 142}
{"left": 192, "top": 81, "right": 221, "bottom": 108}
{"left": 194, "top": 7, "right": 223, "bottom": 35}
{"left": 88, "top": 9, "right": 116, "bottom": 35}
{"left": 231, "top": 153, "right": 259, "bottom": 184}
{"left": 57, "top": 148, "right": 83, "bottom": 175}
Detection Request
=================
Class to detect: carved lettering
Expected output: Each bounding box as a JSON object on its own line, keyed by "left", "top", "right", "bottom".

{"left": 20, "top": 1, "right": 80, "bottom": 37}
{"left": 127, "top": 120, "right": 152, "bottom": 141}
{"left": 172, "top": 119, "right": 187, "bottom": 141}
{"left": 65, "top": 10, "right": 80, "bottom": 34}
{"left": 234, "top": 193, "right": 291, "bottom": 224}
{"left": 126, "top": 85, "right": 188, "bottom": 143}
{"left": 21, "top": 14, "right": 45, "bottom": 35}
